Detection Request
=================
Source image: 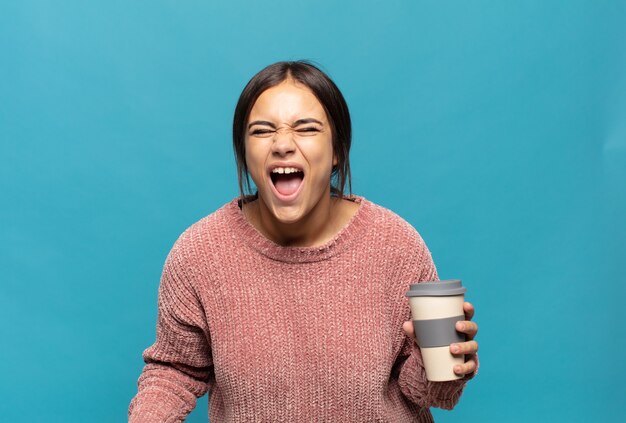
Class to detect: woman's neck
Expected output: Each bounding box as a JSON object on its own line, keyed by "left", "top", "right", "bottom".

{"left": 243, "top": 195, "right": 359, "bottom": 248}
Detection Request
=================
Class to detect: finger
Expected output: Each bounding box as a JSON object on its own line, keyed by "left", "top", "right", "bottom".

{"left": 402, "top": 321, "right": 415, "bottom": 340}
{"left": 453, "top": 358, "right": 477, "bottom": 376}
{"left": 463, "top": 302, "right": 475, "bottom": 321}
{"left": 455, "top": 320, "right": 478, "bottom": 339}
{"left": 450, "top": 340, "right": 478, "bottom": 355}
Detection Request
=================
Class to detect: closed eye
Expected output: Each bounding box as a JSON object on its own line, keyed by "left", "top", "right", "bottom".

{"left": 250, "top": 128, "right": 275, "bottom": 137}
{"left": 296, "top": 127, "right": 321, "bottom": 134}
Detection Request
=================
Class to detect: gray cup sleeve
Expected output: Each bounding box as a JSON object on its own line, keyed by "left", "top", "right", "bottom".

{"left": 412, "top": 315, "right": 466, "bottom": 348}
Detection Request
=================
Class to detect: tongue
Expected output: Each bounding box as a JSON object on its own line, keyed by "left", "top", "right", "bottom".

{"left": 273, "top": 173, "right": 303, "bottom": 196}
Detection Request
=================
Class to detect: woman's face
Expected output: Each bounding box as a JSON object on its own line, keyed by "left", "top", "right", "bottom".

{"left": 245, "top": 79, "right": 336, "bottom": 224}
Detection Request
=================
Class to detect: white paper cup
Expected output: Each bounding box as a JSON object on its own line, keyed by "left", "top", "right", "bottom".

{"left": 406, "top": 280, "right": 467, "bottom": 381}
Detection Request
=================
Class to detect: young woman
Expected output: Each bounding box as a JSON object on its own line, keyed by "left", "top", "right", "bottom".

{"left": 129, "top": 61, "right": 478, "bottom": 422}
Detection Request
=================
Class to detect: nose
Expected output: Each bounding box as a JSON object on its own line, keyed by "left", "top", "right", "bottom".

{"left": 271, "top": 127, "right": 296, "bottom": 156}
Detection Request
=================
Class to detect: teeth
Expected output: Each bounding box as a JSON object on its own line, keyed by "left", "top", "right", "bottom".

{"left": 272, "top": 167, "right": 301, "bottom": 174}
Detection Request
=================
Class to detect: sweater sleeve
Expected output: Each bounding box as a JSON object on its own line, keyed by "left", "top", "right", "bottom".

{"left": 397, "top": 337, "right": 477, "bottom": 410}
{"left": 394, "top": 235, "right": 477, "bottom": 410}
{"left": 128, "top": 242, "right": 213, "bottom": 423}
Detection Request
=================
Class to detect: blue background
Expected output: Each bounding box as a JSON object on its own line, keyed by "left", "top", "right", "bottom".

{"left": 1, "top": 1, "right": 625, "bottom": 421}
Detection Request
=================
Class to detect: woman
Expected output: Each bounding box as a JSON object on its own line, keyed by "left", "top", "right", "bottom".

{"left": 129, "top": 61, "right": 478, "bottom": 422}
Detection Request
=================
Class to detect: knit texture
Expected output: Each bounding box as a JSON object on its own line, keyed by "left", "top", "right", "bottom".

{"left": 129, "top": 196, "right": 473, "bottom": 422}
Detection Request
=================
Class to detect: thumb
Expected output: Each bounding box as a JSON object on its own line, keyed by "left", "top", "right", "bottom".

{"left": 402, "top": 321, "right": 416, "bottom": 340}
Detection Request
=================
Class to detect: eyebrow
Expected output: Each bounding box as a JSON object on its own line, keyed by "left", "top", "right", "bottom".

{"left": 247, "top": 118, "right": 324, "bottom": 129}
{"left": 293, "top": 118, "right": 324, "bottom": 126}
{"left": 248, "top": 120, "right": 276, "bottom": 129}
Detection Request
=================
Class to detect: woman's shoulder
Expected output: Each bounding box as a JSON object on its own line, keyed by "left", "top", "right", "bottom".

{"left": 360, "top": 197, "right": 425, "bottom": 242}
{"left": 359, "top": 197, "right": 433, "bottom": 260}
{"left": 357, "top": 196, "right": 437, "bottom": 280}
{"left": 358, "top": 197, "right": 437, "bottom": 280}
{"left": 166, "top": 198, "right": 242, "bottom": 258}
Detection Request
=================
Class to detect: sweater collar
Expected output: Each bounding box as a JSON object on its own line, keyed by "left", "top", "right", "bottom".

{"left": 227, "top": 195, "right": 370, "bottom": 263}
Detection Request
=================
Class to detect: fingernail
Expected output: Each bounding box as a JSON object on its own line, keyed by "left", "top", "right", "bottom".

{"left": 457, "top": 322, "right": 464, "bottom": 331}
{"left": 451, "top": 344, "right": 459, "bottom": 353}
{"left": 454, "top": 365, "right": 461, "bottom": 373}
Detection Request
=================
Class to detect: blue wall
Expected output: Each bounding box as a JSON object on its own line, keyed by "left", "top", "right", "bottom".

{"left": 1, "top": 1, "right": 624, "bottom": 421}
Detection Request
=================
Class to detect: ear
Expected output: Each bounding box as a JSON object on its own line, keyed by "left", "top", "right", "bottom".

{"left": 332, "top": 153, "right": 338, "bottom": 167}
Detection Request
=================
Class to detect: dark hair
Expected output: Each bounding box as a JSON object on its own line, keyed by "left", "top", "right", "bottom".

{"left": 233, "top": 61, "right": 352, "bottom": 200}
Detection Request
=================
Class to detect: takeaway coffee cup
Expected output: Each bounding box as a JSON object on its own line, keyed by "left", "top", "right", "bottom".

{"left": 406, "top": 279, "right": 467, "bottom": 381}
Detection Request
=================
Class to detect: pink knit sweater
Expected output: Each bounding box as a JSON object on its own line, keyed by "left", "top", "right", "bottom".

{"left": 129, "top": 196, "right": 472, "bottom": 422}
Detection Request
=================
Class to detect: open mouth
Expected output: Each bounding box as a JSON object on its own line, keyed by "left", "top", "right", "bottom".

{"left": 270, "top": 167, "right": 304, "bottom": 197}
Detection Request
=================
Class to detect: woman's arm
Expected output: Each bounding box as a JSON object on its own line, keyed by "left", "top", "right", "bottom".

{"left": 128, "top": 246, "right": 213, "bottom": 423}
{"left": 398, "top": 302, "right": 478, "bottom": 410}
{"left": 391, "top": 231, "right": 478, "bottom": 410}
